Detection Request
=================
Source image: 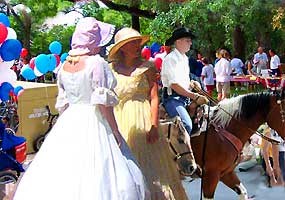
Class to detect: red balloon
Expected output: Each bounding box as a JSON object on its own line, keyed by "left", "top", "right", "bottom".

{"left": 154, "top": 57, "right": 163, "bottom": 71}
{"left": 141, "top": 47, "right": 151, "bottom": 60}
{"left": 20, "top": 48, "right": 29, "bottom": 58}
{"left": 54, "top": 54, "right": 60, "bottom": 66}
{"left": 29, "top": 57, "right": 35, "bottom": 70}
{"left": 0, "top": 23, "right": 8, "bottom": 43}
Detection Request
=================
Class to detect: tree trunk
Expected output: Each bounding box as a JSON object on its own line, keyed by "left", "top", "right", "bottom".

{"left": 131, "top": 15, "right": 140, "bottom": 32}
{"left": 233, "top": 26, "right": 245, "bottom": 60}
{"left": 22, "top": 10, "right": 32, "bottom": 60}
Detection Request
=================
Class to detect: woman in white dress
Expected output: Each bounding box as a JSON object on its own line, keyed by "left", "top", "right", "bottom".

{"left": 13, "top": 17, "right": 148, "bottom": 200}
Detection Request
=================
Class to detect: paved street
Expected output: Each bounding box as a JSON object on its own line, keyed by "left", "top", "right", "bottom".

{"left": 183, "top": 165, "right": 285, "bottom": 200}
{"left": 1, "top": 156, "right": 285, "bottom": 200}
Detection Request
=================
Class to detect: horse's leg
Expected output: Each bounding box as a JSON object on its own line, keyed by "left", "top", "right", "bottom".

{"left": 202, "top": 171, "right": 220, "bottom": 200}
{"left": 221, "top": 171, "right": 250, "bottom": 200}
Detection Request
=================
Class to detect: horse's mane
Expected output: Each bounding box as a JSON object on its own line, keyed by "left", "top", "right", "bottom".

{"left": 211, "top": 92, "right": 271, "bottom": 128}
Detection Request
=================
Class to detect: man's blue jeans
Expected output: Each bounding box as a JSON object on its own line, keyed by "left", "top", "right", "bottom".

{"left": 163, "top": 96, "right": 193, "bottom": 136}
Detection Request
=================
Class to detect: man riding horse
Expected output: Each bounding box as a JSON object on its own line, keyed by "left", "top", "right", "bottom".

{"left": 161, "top": 27, "right": 209, "bottom": 175}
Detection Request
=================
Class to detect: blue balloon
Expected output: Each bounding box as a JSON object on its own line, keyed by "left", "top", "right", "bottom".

{"left": 35, "top": 54, "right": 49, "bottom": 74}
{"left": 49, "top": 41, "right": 62, "bottom": 55}
{"left": 0, "top": 82, "right": 14, "bottom": 101}
{"left": 60, "top": 52, "right": 68, "bottom": 63}
{"left": 0, "top": 13, "right": 10, "bottom": 27}
{"left": 0, "top": 39, "right": 22, "bottom": 61}
{"left": 14, "top": 86, "right": 24, "bottom": 96}
{"left": 21, "top": 65, "right": 36, "bottom": 80}
{"left": 47, "top": 54, "right": 57, "bottom": 71}
{"left": 150, "top": 42, "right": 161, "bottom": 57}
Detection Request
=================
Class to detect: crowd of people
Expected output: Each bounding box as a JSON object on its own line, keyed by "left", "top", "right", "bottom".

{"left": 2, "top": 16, "right": 284, "bottom": 200}
{"left": 189, "top": 46, "right": 284, "bottom": 102}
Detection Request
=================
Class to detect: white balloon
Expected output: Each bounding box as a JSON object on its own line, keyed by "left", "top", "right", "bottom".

{"left": 6, "top": 27, "right": 17, "bottom": 39}
{"left": 0, "top": 69, "right": 17, "bottom": 86}
{"left": 0, "top": 60, "right": 15, "bottom": 71}
{"left": 34, "top": 65, "right": 43, "bottom": 77}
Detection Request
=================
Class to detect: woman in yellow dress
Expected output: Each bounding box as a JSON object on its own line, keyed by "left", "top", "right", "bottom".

{"left": 108, "top": 27, "right": 188, "bottom": 200}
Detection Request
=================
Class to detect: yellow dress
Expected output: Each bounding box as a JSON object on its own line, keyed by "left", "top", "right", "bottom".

{"left": 112, "top": 62, "right": 188, "bottom": 200}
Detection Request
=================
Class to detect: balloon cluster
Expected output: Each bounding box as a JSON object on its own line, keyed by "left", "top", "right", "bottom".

{"left": 0, "top": 13, "right": 24, "bottom": 102}
{"left": 20, "top": 41, "right": 68, "bottom": 80}
{"left": 141, "top": 42, "right": 170, "bottom": 72}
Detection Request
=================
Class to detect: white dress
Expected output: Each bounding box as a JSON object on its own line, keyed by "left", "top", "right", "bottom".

{"left": 13, "top": 55, "right": 149, "bottom": 200}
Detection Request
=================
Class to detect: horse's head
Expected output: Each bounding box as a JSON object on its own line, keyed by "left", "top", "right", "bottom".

{"left": 266, "top": 89, "right": 285, "bottom": 139}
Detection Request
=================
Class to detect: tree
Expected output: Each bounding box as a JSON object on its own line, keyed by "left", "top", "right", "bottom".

{"left": 2, "top": 0, "right": 73, "bottom": 57}
{"left": 151, "top": 0, "right": 285, "bottom": 60}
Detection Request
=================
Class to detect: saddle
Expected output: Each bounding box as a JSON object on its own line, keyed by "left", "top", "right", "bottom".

{"left": 159, "top": 103, "right": 209, "bottom": 138}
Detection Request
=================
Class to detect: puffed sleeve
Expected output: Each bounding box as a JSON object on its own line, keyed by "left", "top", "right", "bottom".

{"left": 90, "top": 56, "right": 118, "bottom": 106}
{"left": 55, "top": 68, "right": 69, "bottom": 114}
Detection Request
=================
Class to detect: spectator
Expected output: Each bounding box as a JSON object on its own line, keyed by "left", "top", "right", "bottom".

{"left": 214, "top": 49, "right": 232, "bottom": 101}
{"left": 245, "top": 55, "right": 256, "bottom": 75}
{"left": 230, "top": 55, "right": 244, "bottom": 76}
{"left": 253, "top": 47, "right": 268, "bottom": 75}
{"left": 279, "top": 137, "right": 285, "bottom": 185}
{"left": 201, "top": 57, "right": 215, "bottom": 97}
{"left": 261, "top": 125, "right": 283, "bottom": 187}
{"left": 273, "top": 132, "right": 285, "bottom": 185}
{"left": 269, "top": 49, "right": 281, "bottom": 77}
{"left": 189, "top": 55, "right": 203, "bottom": 85}
{"left": 214, "top": 48, "right": 222, "bottom": 65}
{"left": 236, "top": 140, "right": 258, "bottom": 172}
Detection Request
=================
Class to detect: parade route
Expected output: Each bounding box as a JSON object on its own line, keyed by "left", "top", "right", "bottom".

{"left": 183, "top": 165, "right": 285, "bottom": 200}
{"left": 1, "top": 156, "right": 285, "bottom": 200}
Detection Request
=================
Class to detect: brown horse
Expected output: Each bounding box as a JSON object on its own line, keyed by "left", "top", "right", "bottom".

{"left": 162, "top": 91, "right": 285, "bottom": 200}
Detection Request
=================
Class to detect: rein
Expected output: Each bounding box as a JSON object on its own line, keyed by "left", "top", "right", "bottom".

{"left": 193, "top": 86, "right": 281, "bottom": 145}
{"left": 160, "top": 117, "right": 192, "bottom": 162}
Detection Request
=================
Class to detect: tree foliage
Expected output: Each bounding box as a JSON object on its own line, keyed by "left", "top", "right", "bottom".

{"left": 5, "top": 0, "right": 285, "bottom": 61}
{"left": 150, "top": 0, "right": 285, "bottom": 60}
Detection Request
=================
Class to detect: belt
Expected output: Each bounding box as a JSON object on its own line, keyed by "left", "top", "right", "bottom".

{"left": 162, "top": 88, "right": 189, "bottom": 103}
{"left": 162, "top": 87, "right": 179, "bottom": 98}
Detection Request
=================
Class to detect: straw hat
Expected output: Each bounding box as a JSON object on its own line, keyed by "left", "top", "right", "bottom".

{"left": 108, "top": 27, "right": 150, "bottom": 61}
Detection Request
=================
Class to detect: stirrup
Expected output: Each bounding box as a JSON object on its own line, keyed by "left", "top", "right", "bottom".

{"left": 190, "top": 130, "right": 201, "bottom": 138}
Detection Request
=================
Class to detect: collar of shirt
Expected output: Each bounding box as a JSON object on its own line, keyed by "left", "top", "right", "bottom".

{"left": 173, "top": 48, "right": 188, "bottom": 61}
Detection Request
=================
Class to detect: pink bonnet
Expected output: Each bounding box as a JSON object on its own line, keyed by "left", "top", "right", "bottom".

{"left": 69, "top": 17, "right": 115, "bottom": 56}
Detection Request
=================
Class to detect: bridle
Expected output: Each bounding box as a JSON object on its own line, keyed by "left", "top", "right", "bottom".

{"left": 160, "top": 117, "right": 192, "bottom": 162}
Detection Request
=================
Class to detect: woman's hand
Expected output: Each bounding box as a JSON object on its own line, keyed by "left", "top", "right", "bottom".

{"left": 146, "top": 125, "right": 159, "bottom": 144}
